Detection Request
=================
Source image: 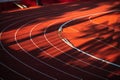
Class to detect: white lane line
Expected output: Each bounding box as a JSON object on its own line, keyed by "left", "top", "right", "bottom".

{"left": 15, "top": 18, "right": 81, "bottom": 80}
{"left": 30, "top": 22, "right": 83, "bottom": 80}
{"left": 0, "top": 32, "right": 56, "bottom": 80}
{"left": 1, "top": 8, "right": 118, "bottom": 80}
{"left": 0, "top": 15, "right": 57, "bottom": 80}
{"left": 14, "top": 23, "right": 57, "bottom": 80}
{"left": 44, "top": 22, "right": 108, "bottom": 80}
{"left": 2, "top": 10, "right": 81, "bottom": 79}
{"left": 14, "top": 20, "right": 60, "bottom": 80}
{"left": 0, "top": 62, "right": 31, "bottom": 80}
{"left": 58, "top": 10, "right": 120, "bottom": 68}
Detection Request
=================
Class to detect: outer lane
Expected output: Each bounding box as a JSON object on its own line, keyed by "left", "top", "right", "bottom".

{"left": 1, "top": 1, "right": 120, "bottom": 80}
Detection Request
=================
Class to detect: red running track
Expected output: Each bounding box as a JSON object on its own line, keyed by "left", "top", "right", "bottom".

{"left": 0, "top": 0, "right": 120, "bottom": 80}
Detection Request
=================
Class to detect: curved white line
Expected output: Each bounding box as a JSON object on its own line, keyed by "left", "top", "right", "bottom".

{"left": 44, "top": 23, "right": 108, "bottom": 80}
{"left": 0, "top": 15, "right": 57, "bottom": 80}
{"left": 0, "top": 62, "right": 31, "bottom": 80}
{"left": 30, "top": 22, "right": 83, "bottom": 80}
{"left": 58, "top": 10, "right": 120, "bottom": 68}
{"left": 0, "top": 36, "right": 56, "bottom": 80}
{"left": 15, "top": 19, "right": 81, "bottom": 80}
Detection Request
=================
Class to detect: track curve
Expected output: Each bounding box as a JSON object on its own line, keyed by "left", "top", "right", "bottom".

{"left": 0, "top": 1, "right": 120, "bottom": 80}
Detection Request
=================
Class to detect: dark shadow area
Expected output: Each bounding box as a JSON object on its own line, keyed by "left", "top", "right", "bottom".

{"left": 108, "top": 0, "right": 120, "bottom": 11}
{"left": 41, "top": 8, "right": 120, "bottom": 79}
{"left": 55, "top": 11, "right": 120, "bottom": 79}
{"left": 1, "top": 0, "right": 120, "bottom": 80}
{"left": 0, "top": 0, "right": 118, "bottom": 32}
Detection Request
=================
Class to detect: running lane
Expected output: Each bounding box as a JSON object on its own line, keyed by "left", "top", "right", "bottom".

{"left": 0, "top": 0, "right": 120, "bottom": 80}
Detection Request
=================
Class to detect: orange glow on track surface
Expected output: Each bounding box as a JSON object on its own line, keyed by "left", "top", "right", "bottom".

{"left": 1, "top": 0, "right": 120, "bottom": 80}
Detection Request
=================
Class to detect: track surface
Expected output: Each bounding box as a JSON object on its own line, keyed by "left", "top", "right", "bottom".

{"left": 0, "top": 0, "right": 120, "bottom": 80}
